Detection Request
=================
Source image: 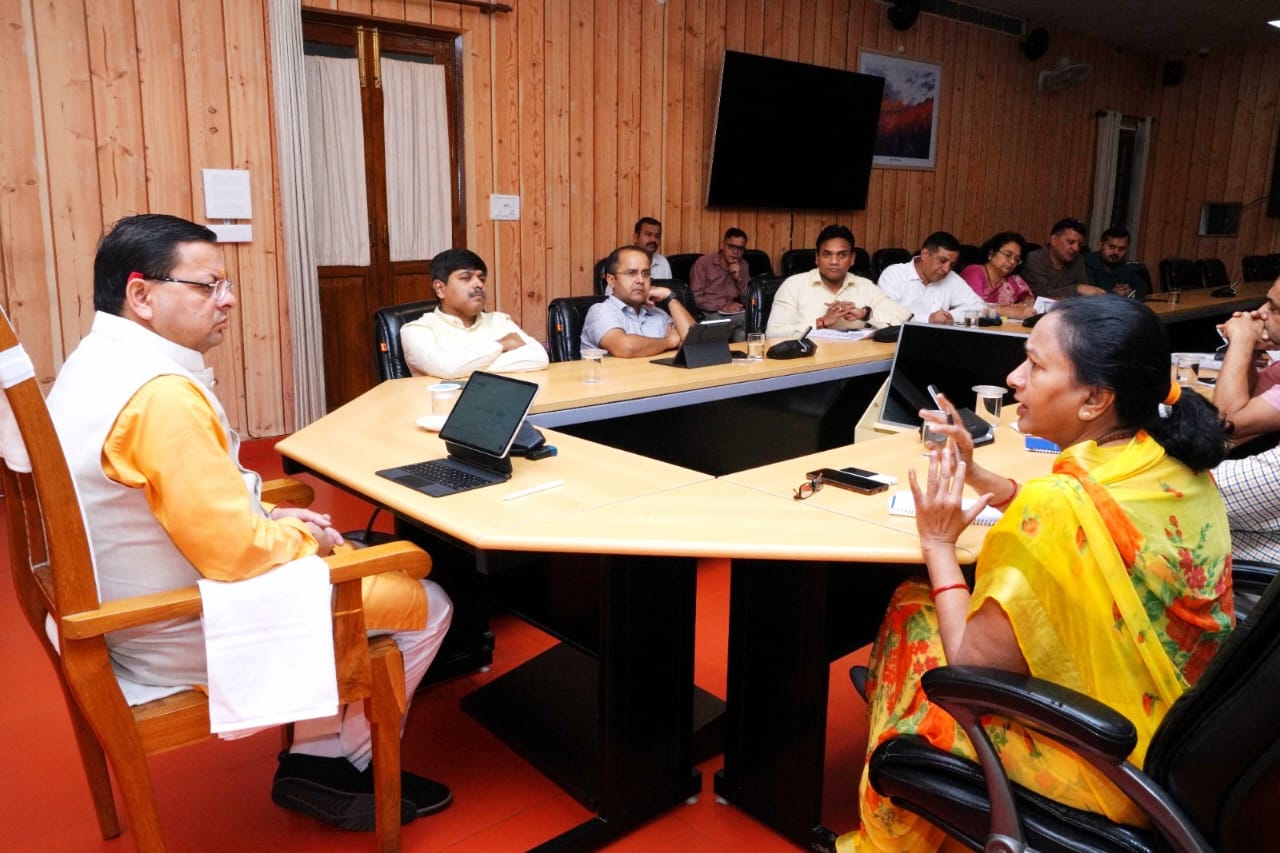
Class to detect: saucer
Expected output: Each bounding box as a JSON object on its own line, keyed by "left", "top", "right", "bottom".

{"left": 416, "top": 414, "right": 448, "bottom": 432}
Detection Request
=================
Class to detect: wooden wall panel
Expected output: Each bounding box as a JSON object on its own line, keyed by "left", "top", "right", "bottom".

{"left": 4, "top": 0, "right": 1279, "bottom": 439}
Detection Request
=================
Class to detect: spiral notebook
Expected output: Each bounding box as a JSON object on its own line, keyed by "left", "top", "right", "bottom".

{"left": 888, "top": 490, "right": 1002, "bottom": 527}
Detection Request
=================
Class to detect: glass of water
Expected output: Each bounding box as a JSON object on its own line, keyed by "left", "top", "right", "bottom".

{"left": 972, "top": 384, "right": 1006, "bottom": 430}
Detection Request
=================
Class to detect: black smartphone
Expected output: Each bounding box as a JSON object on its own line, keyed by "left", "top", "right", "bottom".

{"left": 807, "top": 467, "right": 889, "bottom": 495}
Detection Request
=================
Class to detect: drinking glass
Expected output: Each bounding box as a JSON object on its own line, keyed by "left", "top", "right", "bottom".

{"left": 972, "top": 385, "right": 1005, "bottom": 430}
{"left": 581, "top": 347, "right": 607, "bottom": 383}
{"left": 746, "top": 333, "right": 765, "bottom": 362}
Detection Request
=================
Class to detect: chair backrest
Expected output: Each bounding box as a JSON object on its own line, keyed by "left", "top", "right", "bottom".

{"left": 666, "top": 253, "right": 701, "bottom": 283}
{"left": 852, "top": 246, "right": 874, "bottom": 279}
{"left": 373, "top": 298, "right": 439, "bottom": 381}
{"left": 872, "top": 247, "right": 912, "bottom": 279}
{"left": 1196, "top": 257, "right": 1230, "bottom": 289}
{"left": 1143, "top": 573, "right": 1280, "bottom": 850}
{"left": 1127, "top": 260, "right": 1152, "bottom": 292}
{"left": 955, "top": 243, "right": 984, "bottom": 273}
{"left": 547, "top": 294, "right": 607, "bottom": 362}
{"left": 1159, "top": 257, "right": 1200, "bottom": 291}
{"left": 743, "top": 249, "right": 773, "bottom": 278}
{"left": 745, "top": 276, "right": 784, "bottom": 335}
{"left": 1243, "top": 254, "right": 1280, "bottom": 283}
{"left": 654, "top": 278, "right": 702, "bottom": 322}
{"left": 779, "top": 248, "right": 816, "bottom": 277}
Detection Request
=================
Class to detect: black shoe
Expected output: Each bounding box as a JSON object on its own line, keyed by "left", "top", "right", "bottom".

{"left": 362, "top": 765, "right": 453, "bottom": 817}
{"left": 272, "top": 752, "right": 416, "bottom": 831}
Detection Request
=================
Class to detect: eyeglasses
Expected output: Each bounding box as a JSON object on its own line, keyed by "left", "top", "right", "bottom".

{"left": 793, "top": 472, "right": 823, "bottom": 500}
{"left": 995, "top": 249, "right": 1022, "bottom": 263}
{"left": 724, "top": 243, "right": 748, "bottom": 253}
{"left": 153, "top": 276, "right": 235, "bottom": 300}
{"left": 615, "top": 269, "right": 652, "bottom": 280}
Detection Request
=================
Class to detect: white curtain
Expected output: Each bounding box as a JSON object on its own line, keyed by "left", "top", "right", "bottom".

{"left": 1126, "top": 117, "right": 1155, "bottom": 256}
{"left": 1088, "top": 109, "right": 1123, "bottom": 245}
{"left": 381, "top": 58, "right": 451, "bottom": 262}
{"left": 267, "top": 0, "right": 326, "bottom": 426}
{"left": 305, "top": 55, "right": 370, "bottom": 266}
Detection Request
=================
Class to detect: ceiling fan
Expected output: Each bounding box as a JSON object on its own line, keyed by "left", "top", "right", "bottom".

{"left": 1039, "top": 57, "right": 1092, "bottom": 92}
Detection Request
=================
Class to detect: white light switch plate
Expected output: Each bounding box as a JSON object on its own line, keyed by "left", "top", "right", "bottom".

{"left": 490, "top": 194, "right": 520, "bottom": 221}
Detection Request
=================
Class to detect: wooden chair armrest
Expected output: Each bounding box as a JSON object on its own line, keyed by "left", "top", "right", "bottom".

{"left": 261, "top": 477, "right": 316, "bottom": 507}
{"left": 60, "top": 541, "right": 432, "bottom": 639}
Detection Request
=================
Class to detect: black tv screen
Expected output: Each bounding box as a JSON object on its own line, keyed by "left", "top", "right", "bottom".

{"left": 706, "top": 50, "right": 884, "bottom": 210}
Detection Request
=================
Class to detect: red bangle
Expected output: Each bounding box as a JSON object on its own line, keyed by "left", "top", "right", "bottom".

{"left": 989, "top": 478, "right": 1019, "bottom": 510}
{"left": 930, "top": 583, "right": 969, "bottom": 600}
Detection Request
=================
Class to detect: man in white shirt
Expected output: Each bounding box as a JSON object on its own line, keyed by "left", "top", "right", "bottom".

{"left": 765, "top": 225, "right": 911, "bottom": 338}
{"left": 876, "top": 231, "right": 987, "bottom": 324}
{"left": 400, "top": 249, "right": 549, "bottom": 379}
{"left": 634, "top": 216, "right": 672, "bottom": 279}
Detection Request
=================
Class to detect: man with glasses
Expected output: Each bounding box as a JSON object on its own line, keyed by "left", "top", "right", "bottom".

{"left": 581, "top": 245, "right": 695, "bottom": 357}
{"left": 46, "top": 214, "right": 454, "bottom": 831}
{"left": 1022, "top": 217, "right": 1105, "bottom": 299}
{"left": 1084, "top": 226, "right": 1148, "bottom": 297}
{"left": 689, "top": 227, "right": 752, "bottom": 341}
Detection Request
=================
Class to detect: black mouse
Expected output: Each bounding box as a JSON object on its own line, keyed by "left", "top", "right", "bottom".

{"left": 1021, "top": 313, "right": 1045, "bottom": 328}
{"left": 871, "top": 325, "right": 902, "bottom": 343}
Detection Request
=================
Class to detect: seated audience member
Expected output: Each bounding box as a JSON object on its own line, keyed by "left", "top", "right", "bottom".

{"left": 400, "top": 249, "right": 548, "bottom": 379}
{"left": 46, "top": 214, "right": 454, "bottom": 831}
{"left": 876, "top": 231, "right": 987, "bottom": 324}
{"left": 959, "top": 231, "right": 1036, "bottom": 319}
{"left": 1021, "top": 218, "right": 1105, "bottom": 299}
{"left": 766, "top": 224, "right": 910, "bottom": 339}
{"left": 633, "top": 216, "right": 672, "bottom": 279}
{"left": 840, "top": 296, "right": 1232, "bottom": 852}
{"left": 689, "top": 227, "right": 751, "bottom": 341}
{"left": 1216, "top": 445, "right": 1280, "bottom": 563}
{"left": 1084, "top": 226, "right": 1149, "bottom": 298}
{"left": 1212, "top": 276, "right": 1280, "bottom": 444}
{"left": 581, "top": 245, "right": 695, "bottom": 357}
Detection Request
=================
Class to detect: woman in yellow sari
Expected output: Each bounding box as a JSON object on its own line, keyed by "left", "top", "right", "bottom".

{"left": 841, "top": 297, "right": 1235, "bottom": 852}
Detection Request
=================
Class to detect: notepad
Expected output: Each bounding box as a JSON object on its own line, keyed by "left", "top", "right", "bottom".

{"left": 888, "top": 490, "right": 1003, "bottom": 527}
{"left": 1024, "top": 435, "right": 1060, "bottom": 454}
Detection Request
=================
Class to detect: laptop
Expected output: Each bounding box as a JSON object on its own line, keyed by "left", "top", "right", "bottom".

{"left": 650, "top": 317, "right": 734, "bottom": 368}
{"left": 876, "top": 322, "right": 1026, "bottom": 432}
{"left": 376, "top": 371, "right": 539, "bottom": 497}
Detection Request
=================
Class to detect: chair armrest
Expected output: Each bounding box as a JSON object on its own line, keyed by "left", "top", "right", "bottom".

{"left": 923, "top": 666, "right": 1212, "bottom": 853}
{"left": 1232, "top": 559, "right": 1278, "bottom": 593}
{"left": 922, "top": 666, "right": 1137, "bottom": 761}
{"left": 60, "top": 541, "right": 432, "bottom": 639}
{"left": 261, "top": 477, "right": 316, "bottom": 507}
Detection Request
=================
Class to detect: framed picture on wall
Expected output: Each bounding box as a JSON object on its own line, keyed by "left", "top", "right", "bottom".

{"left": 857, "top": 51, "right": 941, "bottom": 170}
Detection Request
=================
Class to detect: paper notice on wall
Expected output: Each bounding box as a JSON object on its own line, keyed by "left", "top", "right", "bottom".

{"left": 202, "top": 169, "right": 252, "bottom": 220}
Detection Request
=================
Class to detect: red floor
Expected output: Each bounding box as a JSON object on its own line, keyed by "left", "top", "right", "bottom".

{"left": 0, "top": 438, "right": 870, "bottom": 851}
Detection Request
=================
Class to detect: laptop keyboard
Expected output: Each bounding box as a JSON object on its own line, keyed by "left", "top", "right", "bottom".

{"left": 399, "top": 460, "right": 491, "bottom": 491}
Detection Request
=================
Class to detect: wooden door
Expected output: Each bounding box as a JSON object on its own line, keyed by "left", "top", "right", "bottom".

{"left": 302, "top": 12, "right": 465, "bottom": 411}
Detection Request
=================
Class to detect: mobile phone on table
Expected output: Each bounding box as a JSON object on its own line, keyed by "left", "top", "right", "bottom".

{"left": 840, "top": 466, "right": 899, "bottom": 486}
{"left": 807, "top": 467, "right": 890, "bottom": 495}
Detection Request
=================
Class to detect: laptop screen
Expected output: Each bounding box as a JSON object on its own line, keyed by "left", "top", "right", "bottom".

{"left": 877, "top": 322, "right": 1027, "bottom": 430}
{"left": 438, "top": 371, "right": 540, "bottom": 459}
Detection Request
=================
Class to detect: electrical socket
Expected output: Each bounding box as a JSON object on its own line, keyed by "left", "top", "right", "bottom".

{"left": 490, "top": 194, "right": 520, "bottom": 221}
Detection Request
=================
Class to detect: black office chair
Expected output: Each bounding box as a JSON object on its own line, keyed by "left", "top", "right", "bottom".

{"left": 955, "top": 244, "right": 983, "bottom": 273}
{"left": 867, "top": 568, "right": 1280, "bottom": 853}
{"left": 743, "top": 249, "right": 774, "bottom": 278}
{"left": 872, "top": 247, "right": 912, "bottom": 279}
{"left": 666, "top": 253, "right": 701, "bottom": 283}
{"left": 1196, "top": 258, "right": 1230, "bottom": 289}
{"left": 1242, "top": 254, "right": 1280, "bottom": 283}
{"left": 779, "top": 248, "right": 816, "bottom": 277}
{"left": 373, "top": 298, "right": 439, "bottom": 381}
{"left": 852, "top": 246, "right": 874, "bottom": 279}
{"left": 745, "top": 275, "right": 783, "bottom": 335}
{"left": 1159, "top": 258, "right": 1200, "bottom": 292}
{"left": 546, "top": 294, "right": 606, "bottom": 363}
{"left": 593, "top": 256, "right": 610, "bottom": 294}
{"left": 1128, "top": 261, "right": 1153, "bottom": 294}
{"left": 654, "top": 278, "right": 702, "bottom": 322}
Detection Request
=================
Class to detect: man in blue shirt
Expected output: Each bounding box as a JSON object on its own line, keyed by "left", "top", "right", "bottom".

{"left": 581, "top": 246, "right": 695, "bottom": 357}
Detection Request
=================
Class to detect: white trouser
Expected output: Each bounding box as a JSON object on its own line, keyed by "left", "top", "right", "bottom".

{"left": 290, "top": 578, "right": 453, "bottom": 770}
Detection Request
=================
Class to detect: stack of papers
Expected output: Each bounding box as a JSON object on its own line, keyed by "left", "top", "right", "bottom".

{"left": 887, "top": 490, "right": 1003, "bottom": 527}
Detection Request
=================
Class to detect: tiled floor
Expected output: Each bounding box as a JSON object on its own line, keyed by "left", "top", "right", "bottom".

{"left": 1, "top": 438, "right": 871, "bottom": 851}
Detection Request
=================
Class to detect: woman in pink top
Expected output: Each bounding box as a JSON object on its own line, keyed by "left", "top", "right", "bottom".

{"left": 961, "top": 231, "right": 1036, "bottom": 319}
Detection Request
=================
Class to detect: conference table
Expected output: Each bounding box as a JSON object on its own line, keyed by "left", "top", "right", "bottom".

{"left": 276, "top": 301, "right": 1232, "bottom": 850}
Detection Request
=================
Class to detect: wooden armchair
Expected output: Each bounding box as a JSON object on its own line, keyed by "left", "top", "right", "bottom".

{"left": 0, "top": 309, "right": 429, "bottom": 852}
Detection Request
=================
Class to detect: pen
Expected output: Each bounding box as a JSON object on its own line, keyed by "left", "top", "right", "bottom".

{"left": 502, "top": 479, "right": 565, "bottom": 501}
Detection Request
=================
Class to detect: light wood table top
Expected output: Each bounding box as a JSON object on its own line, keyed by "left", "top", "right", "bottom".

{"left": 276, "top": 381, "right": 709, "bottom": 545}
{"left": 1142, "top": 280, "right": 1269, "bottom": 322}
{"left": 724, "top": 417, "right": 1055, "bottom": 558}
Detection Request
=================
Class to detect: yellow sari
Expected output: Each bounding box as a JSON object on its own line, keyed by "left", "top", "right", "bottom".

{"left": 840, "top": 432, "right": 1234, "bottom": 852}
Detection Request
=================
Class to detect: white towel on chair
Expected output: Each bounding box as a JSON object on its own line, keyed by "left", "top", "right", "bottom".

{"left": 199, "top": 556, "right": 338, "bottom": 738}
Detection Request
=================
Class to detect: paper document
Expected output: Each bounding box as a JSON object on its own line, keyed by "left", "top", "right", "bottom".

{"left": 809, "top": 328, "right": 875, "bottom": 341}
{"left": 888, "top": 490, "right": 1002, "bottom": 527}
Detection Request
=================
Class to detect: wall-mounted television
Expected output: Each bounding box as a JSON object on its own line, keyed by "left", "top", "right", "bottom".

{"left": 705, "top": 50, "right": 884, "bottom": 210}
